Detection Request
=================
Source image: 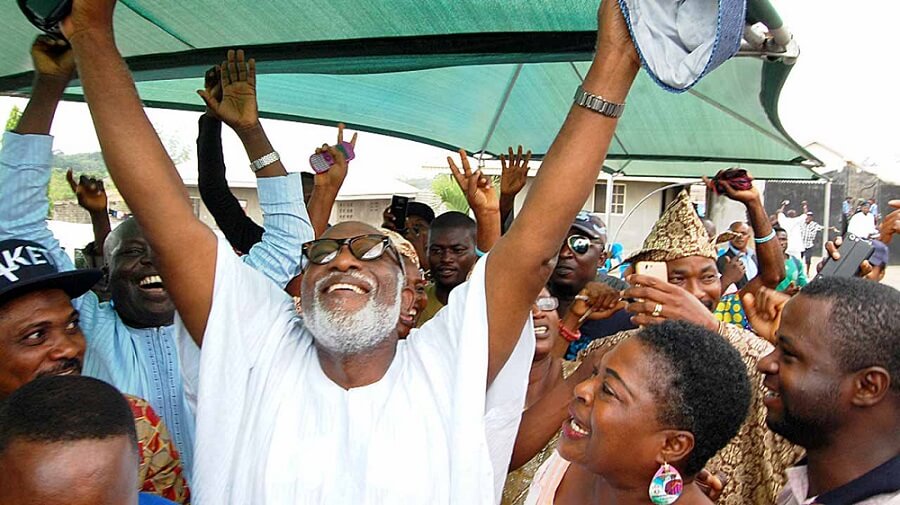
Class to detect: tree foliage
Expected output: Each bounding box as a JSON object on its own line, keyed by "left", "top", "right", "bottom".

{"left": 431, "top": 175, "right": 470, "bottom": 214}
{"left": 5, "top": 105, "right": 22, "bottom": 131}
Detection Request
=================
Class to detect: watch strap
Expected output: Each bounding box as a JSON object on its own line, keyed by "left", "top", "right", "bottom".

{"left": 573, "top": 85, "right": 626, "bottom": 118}
{"left": 250, "top": 151, "right": 280, "bottom": 172}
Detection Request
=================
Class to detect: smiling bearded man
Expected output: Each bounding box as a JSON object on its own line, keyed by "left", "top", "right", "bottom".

{"left": 60, "top": 0, "right": 648, "bottom": 501}
{"left": 303, "top": 261, "right": 404, "bottom": 355}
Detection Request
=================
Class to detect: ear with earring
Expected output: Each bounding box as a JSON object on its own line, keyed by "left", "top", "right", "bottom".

{"left": 649, "top": 462, "right": 683, "bottom": 505}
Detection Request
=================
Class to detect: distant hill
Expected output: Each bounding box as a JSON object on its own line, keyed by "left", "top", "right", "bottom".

{"left": 52, "top": 151, "right": 108, "bottom": 176}
{"left": 49, "top": 151, "right": 111, "bottom": 204}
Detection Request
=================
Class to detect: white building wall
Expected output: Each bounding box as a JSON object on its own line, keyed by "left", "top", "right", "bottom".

{"left": 512, "top": 177, "right": 671, "bottom": 255}
{"left": 602, "top": 181, "right": 668, "bottom": 257}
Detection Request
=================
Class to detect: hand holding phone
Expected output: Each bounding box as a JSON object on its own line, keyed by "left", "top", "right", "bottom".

{"left": 389, "top": 195, "right": 410, "bottom": 233}
{"left": 818, "top": 234, "right": 875, "bottom": 278}
{"left": 309, "top": 141, "right": 355, "bottom": 174}
{"left": 635, "top": 261, "right": 668, "bottom": 282}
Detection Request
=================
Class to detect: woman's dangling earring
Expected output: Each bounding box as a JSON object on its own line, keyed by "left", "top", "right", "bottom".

{"left": 649, "top": 462, "right": 683, "bottom": 505}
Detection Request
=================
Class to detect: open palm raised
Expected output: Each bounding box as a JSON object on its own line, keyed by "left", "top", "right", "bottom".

{"left": 198, "top": 49, "right": 259, "bottom": 132}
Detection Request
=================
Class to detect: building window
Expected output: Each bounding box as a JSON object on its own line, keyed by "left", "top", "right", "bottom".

{"left": 368, "top": 201, "right": 383, "bottom": 215}
{"left": 338, "top": 202, "right": 354, "bottom": 221}
{"left": 593, "top": 183, "right": 626, "bottom": 215}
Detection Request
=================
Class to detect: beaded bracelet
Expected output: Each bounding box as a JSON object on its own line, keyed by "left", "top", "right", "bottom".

{"left": 559, "top": 323, "right": 582, "bottom": 343}
{"left": 754, "top": 230, "right": 776, "bottom": 244}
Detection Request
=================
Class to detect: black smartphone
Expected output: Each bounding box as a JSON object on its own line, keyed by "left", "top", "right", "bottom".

{"left": 818, "top": 235, "right": 875, "bottom": 278}
{"left": 390, "top": 195, "right": 409, "bottom": 232}
{"left": 18, "top": 0, "right": 71, "bottom": 34}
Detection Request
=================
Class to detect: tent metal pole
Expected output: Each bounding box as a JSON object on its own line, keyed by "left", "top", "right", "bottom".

{"left": 822, "top": 178, "right": 832, "bottom": 259}
{"left": 605, "top": 172, "right": 614, "bottom": 230}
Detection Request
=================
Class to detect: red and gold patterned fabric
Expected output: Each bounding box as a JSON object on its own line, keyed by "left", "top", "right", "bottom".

{"left": 125, "top": 395, "right": 191, "bottom": 504}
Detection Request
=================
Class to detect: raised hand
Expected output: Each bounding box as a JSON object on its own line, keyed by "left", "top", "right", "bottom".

{"left": 816, "top": 236, "right": 873, "bottom": 277}
{"left": 624, "top": 274, "right": 719, "bottom": 331}
{"left": 202, "top": 65, "right": 224, "bottom": 121}
{"left": 447, "top": 149, "right": 499, "bottom": 215}
{"left": 382, "top": 208, "right": 402, "bottom": 233}
{"left": 197, "top": 49, "right": 259, "bottom": 133}
{"left": 499, "top": 145, "right": 532, "bottom": 198}
{"left": 566, "top": 281, "right": 626, "bottom": 324}
{"left": 596, "top": 0, "right": 639, "bottom": 64}
{"left": 741, "top": 286, "right": 791, "bottom": 343}
{"left": 314, "top": 123, "right": 357, "bottom": 192}
{"left": 879, "top": 200, "right": 900, "bottom": 244}
{"left": 702, "top": 170, "right": 760, "bottom": 205}
{"left": 66, "top": 169, "right": 108, "bottom": 215}
{"left": 720, "top": 255, "right": 746, "bottom": 288}
{"left": 31, "top": 36, "right": 75, "bottom": 81}
{"left": 60, "top": 0, "right": 117, "bottom": 42}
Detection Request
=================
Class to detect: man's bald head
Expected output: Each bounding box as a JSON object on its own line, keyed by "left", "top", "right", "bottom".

{"left": 102, "top": 218, "right": 174, "bottom": 329}
{"left": 321, "top": 221, "right": 381, "bottom": 240}
{"left": 102, "top": 218, "right": 142, "bottom": 261}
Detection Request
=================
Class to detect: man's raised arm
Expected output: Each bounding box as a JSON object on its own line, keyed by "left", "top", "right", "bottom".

{"left": 0, "top": 37, "right": 76, "bottom": 271}
{"left": 62, "top": 1, "right": 216, "bottom": 339}
{"left": 483, "top": 0, "right": 640, "bottom": 384}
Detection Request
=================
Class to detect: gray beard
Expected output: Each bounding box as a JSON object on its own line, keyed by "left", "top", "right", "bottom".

{"left": 304, "top": 271, "right": 403, "bottom": 356}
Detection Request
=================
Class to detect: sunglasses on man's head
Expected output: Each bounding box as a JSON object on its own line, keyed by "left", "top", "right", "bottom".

{"left": 302, "top": 235, "right": 404, "bottom": 272}
{"left": 566, "top": 234, "right": 598, "bottom": 255}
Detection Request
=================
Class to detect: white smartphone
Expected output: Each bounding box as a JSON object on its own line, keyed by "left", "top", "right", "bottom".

{"left": 635, "top": 261, "right": 668, "bottom": 283}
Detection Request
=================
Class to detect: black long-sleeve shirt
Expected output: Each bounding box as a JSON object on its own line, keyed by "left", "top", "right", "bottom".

{"left": 196, "top": 114, "right": 264, "bottom": 254}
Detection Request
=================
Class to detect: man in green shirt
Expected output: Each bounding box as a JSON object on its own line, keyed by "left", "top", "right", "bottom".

{"left": 775, "top": 226, "right": 808, "bottom": 291}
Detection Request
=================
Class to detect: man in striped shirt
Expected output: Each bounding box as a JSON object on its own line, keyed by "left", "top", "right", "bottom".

{"left": 800, "top": 212, "right": 825, "bottom": 275}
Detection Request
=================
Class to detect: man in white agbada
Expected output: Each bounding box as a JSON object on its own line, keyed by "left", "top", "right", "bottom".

{"left": 59, "top": 0, "right": 639, "bottom": 502}
{"left": 847, "top": 201, "right": 879, "bottom": 240}
{"left": 778, "top": 205, "right": 807, "bottom": 260}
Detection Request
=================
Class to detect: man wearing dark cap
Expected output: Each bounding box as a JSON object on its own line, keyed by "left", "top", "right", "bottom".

{"left": 383, "top": 200, "right": 436, "bottom": 272}
{"left": 0, "top": 239, "right": 189, "bottom": 503}
{"left": 549, "top": 211, "right": 635, "bottom": 359}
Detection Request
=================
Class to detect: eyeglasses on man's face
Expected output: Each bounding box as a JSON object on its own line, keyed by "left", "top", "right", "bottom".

{"left": 302, "top": 234, "right": 405, "bottom": 275}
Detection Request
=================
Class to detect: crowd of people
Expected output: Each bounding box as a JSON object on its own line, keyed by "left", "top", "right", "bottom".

{"left": 0, "top": 1, "right": 898, "bottom": 504}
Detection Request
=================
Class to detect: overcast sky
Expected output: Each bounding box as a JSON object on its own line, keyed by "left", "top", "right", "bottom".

{"left": 1, "top": 0, "right": 895, "bottom": 182}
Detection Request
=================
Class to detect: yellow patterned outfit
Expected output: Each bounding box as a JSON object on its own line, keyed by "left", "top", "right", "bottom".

{"left": 502, "top": 361, "right": 579, "bottom": 505}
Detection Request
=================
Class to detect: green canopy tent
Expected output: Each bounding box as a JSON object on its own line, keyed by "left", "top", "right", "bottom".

{"left": 0, "top": 0, "right": 820, "bottom": 179}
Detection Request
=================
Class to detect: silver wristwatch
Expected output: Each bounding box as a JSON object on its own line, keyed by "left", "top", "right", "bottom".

{"left": 250, "top": 151, "right": 280, "bottom": 172}
{"left": 573, "top": 85, "right": 626, "bottom": 118}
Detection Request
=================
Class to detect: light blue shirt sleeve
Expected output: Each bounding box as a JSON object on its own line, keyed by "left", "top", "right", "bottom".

{"left": 0, "top": 131, "right": 74, "bottom": 272}
{"left": 240, "top": 172, "right": 311, "bottom": 288}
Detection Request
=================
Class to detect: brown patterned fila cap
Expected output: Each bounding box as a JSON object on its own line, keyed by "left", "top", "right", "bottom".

{"left": 625, "top": 190, "right": 718, "bottom": 264}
